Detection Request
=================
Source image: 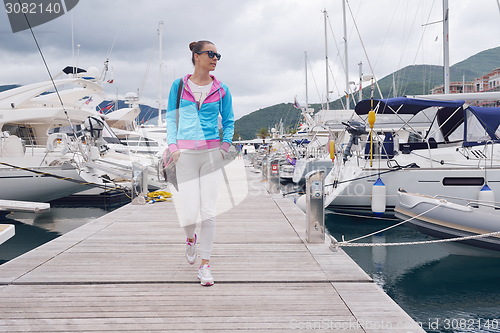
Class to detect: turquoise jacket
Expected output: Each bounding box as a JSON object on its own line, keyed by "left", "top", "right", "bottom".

{"left": 166, "top": 74, "right": 234, "bottom": 152}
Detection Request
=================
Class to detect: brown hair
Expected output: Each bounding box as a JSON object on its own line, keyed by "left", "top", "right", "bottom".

{"left": 189, "top": 40, "right": 214, "bottom": 65}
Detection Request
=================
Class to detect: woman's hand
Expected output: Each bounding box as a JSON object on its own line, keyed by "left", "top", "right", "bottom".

{"left": 219, "top": 148, "right": 228, "bottom": 160}
{"left": 172, "top": 150, "right": 181, "bottom": 163}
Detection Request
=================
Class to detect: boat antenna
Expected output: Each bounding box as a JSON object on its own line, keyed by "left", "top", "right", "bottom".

{"left": 18, "top": 0, "right": 88, "bottom": 161}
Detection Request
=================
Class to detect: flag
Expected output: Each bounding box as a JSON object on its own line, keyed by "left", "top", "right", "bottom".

{"left": 85, "top": 96, "right": 93, "bottom": 105}
{"left": 100, "top": 101, "right": 114, "bottom": 113}
{"left": 293, "top": 96, "right": 301, "bottom": 109}
{"left": 284, "top": 148, "right": 296, "bottom": 166}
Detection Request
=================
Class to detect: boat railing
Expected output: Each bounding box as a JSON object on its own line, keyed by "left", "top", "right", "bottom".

{"left": 482, "top": 140, "right": 496, "bottom": 169}
{"left": 433, "top": 194, "right": 499, "bottom": 210}
{"left": 425, "top": 139, "right": 433, "bottom": 168}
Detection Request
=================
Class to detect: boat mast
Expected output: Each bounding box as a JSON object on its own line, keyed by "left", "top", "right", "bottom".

{"left": 323, "top": 9, "right": 329, "bottom": 111}
{"left": 305, "top": 51, "right": 309, "bottom": 111}
{"left": 158, "top": 21, "right": 164, "bottom": 126}
{"left": 358, "top": 61, "right": 363, "bottom": 102}
{"left": 342, "top": 0, "right": 350, "bottom": 111}
{"left": 443, "top": 0, "right": 450, "bottom": 94}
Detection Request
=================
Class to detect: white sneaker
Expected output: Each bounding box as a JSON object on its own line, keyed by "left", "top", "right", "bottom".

{"left": 198, "top": 264, "right": 214, "bottom": 286}
{"left": 186, "top": 234, "right": 197, "bottom": 265}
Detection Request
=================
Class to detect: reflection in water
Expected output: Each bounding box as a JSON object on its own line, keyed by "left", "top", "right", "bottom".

{"left": 325, "top": 211, "right": 500, "bottom": 333}
{"left": 0, "top": 207, "right": 109, "bottom": 265}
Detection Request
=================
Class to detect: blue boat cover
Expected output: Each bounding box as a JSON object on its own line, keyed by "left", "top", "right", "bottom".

{"left": 355, "top": 97, "right": 500, "bottom": 144}
{"left": 355, "top": 97, "right": 465, "bottom": 115}
{"left": 468, "top": 106, "right": 500, "bottom": 138}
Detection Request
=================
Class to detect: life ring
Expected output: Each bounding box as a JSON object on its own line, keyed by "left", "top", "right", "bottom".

{"left": 46, "top": 133, "right": 70, "bottom": 155}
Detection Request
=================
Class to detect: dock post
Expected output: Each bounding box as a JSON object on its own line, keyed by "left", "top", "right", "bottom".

{"left": 268, "top": 157, "right": 280, "bottom": 194}
{"left": 131, "top": 162, "right": 148, "bottom": 205}
{"left": 305, "top": 170, "right": 325, "bottom": 243}
{"left": 261, "top": 156, "right": 268, "bottom": 181}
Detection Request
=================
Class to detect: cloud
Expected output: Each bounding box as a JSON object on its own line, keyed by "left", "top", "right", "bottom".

{"left": 1, "top": 0, "right": 499, "bottom": 120}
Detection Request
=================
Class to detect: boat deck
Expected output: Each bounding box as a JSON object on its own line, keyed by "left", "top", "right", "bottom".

{"left": 0, "top": 159, "right": 424, "bottom": 332}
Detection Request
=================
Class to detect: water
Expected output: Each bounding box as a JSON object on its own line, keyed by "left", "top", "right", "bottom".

{"left": 0, "top": 207, "right": 111, "bottom": 265}
{"left": 325, "top": 211, "right": 500, "bottom": 333}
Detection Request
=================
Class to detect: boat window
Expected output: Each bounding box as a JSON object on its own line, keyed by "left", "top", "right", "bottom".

{"left": 426, "top": 117, "right": 445, "bottom": 143}
{"left": 447, "top": 122, "right": 464, "bottom": 142}
{"left": 442, "top": 177, "right": 484, "bottom": 186}
{"left": 466, "top": 109, "right": 490, "bottom": 142}
{"left": 1, "top": 124, "right": 38, "bottom": 145}
{"left": 48, "top": 125, "right": 84, "bottom": 137}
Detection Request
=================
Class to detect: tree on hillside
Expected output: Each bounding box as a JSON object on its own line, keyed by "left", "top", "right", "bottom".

{"left": 233, "top": 130, "right": 241, "bottom": 141}
{"left": 257, "top": 127, "right": 268, "bottom": 144}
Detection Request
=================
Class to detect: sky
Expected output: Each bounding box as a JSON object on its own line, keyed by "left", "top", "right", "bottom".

{"left": 1, "top": 0, "right": 500, "bottom": 120}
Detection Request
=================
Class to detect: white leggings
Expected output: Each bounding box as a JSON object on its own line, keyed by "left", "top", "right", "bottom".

{"left": 176, "top": 148, "right": 223, "bottom": 260}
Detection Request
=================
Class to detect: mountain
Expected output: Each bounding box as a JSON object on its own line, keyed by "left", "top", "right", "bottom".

{"left": 234, "top": 103, "right": 317, "bottom": 140}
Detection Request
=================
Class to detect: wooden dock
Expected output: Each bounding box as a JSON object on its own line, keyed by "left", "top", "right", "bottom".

{"left": 0, "top": 158, "right": 425, "bottom": 332}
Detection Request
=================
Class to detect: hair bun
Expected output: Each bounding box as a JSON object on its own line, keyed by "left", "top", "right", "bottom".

{"left": 189, "top": 41, "right": 197, "bottom": 51}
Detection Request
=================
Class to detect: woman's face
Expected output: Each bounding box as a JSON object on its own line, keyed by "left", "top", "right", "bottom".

{"left": 195, "top": 43, "right": 218, "bottom": 72}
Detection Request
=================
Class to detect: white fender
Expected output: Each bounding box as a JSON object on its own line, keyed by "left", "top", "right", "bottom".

{"left": 46, "top": 133, "right": 70, "bottom": 155}
{"left": 371, "top": 177, "right": 386, "bottom": 216}
{"left": 296, "top": 194, "right": 307, "bottom": 213}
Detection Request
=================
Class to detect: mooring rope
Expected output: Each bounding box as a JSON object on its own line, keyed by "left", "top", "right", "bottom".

{"left": 331, "top": 230, "right": 500, "bottom": 248}
{"left": 330, "top": 201, "right": 500, "bottom": 248}
{"left": 339, "top": 203, "right": 444, "bottom": 244}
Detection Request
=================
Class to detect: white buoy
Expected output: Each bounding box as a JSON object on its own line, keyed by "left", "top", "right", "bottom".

{"left": 296, "top": 195, "right": 307, "bottom": 213}
{"left": 371, "top": 177, "right": 386, "bottom": 216}
{"left": 478, "top": 184, "right": 495, "bottom": 211}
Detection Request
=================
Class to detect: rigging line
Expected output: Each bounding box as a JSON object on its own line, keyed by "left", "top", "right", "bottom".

{"left": 306, "top": 57, "right": 323, "bottom": 106}
{"left": 138, "top": 28, "right": 159, "bottom": 100}
{"left": 0, "top": 161, "right": 130, "bottom": 194}
{"left": 374, "top": 0, "right": 401, "bottom": 69}
{"left": 326, "top": 13, "right": 346, "bottom": 78}
{"left": 411, "top": 0, "right": 437, "bottom": 67}
{"left": 107, "top": 27, "right": 121, "bottom": 59}
{"left": 395, "top": 1, "right": 428, "bottom": 96}
{"left": 328, "top": 63, "right": 346, "bottom": 108}
{"left": 345, "top": 0, "right": 383, "bottom": 99}
{"left": 342, "top": 202, "right": 443, "bottom": 244}
{"left": 17, "top": 0, "right": 87, "bottom": 161}
{"left": 324, "top": 165, "right": 406, "bottom": 188}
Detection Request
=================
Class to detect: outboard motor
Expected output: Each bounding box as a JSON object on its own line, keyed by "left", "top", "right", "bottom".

{"left": 342, "top": 121, "right": 368, "bottom": 164}
{"left": 84, "top": 116, "right": 109, "bottom": 154}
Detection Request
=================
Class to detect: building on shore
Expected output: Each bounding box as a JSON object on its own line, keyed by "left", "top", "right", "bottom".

{"left": 431, "top": 67, "right": 500, "bottom": 107}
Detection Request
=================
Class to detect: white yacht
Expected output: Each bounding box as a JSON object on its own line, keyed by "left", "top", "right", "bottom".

{"left": 0, "top": 67, "right": 150, "bottom": 203}
{"left": 323, "top": 97, "right": 500, "bottom": 216}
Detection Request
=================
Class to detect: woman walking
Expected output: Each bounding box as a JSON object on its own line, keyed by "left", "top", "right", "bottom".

{"left": 166, "top": 40, "right": 234, "bottom": 286}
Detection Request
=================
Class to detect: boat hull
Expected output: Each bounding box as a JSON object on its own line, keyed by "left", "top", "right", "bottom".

{"left": 327, "top": 167, "right": 500, "bottom": 216}
{"left": 395, "top": 191, "right": 500, "bottom": 256}
{"left": 0, "top": 165, "right": 93, "bottom": 202}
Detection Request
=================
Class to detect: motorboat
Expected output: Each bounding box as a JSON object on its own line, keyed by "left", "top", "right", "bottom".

{"left": 395, "top": 188, "right": 500, "bottom": 257}
{"left": 0, "top": 66, "right": 155, "bottom": 203}
{"left": 324, "top": 97, "right": 500, "bottom": 216}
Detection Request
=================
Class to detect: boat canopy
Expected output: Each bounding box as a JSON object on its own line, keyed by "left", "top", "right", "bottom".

{"left": 355, "top": 97, "right": 500, "bottom": 145}
{"left": 355, "top": 97, "right": 465, "bottom": 115}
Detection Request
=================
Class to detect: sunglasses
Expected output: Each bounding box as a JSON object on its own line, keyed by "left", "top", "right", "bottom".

{"left": 196, "top": 50, "right": 221, "bottom": 61}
